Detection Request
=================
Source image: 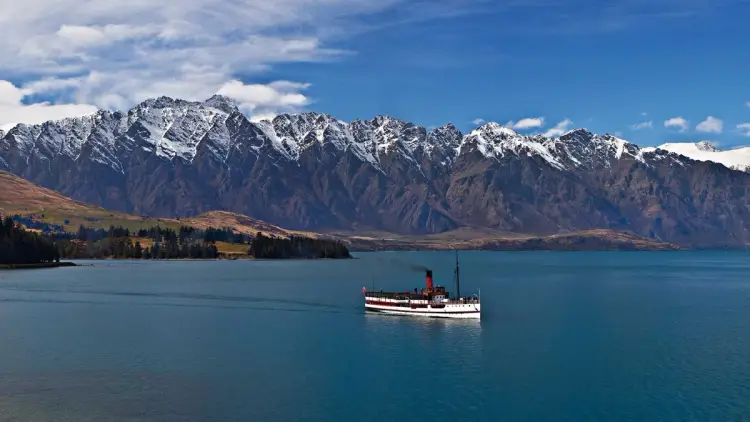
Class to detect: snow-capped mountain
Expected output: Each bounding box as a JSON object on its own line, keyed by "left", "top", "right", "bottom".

{"left": 2, "top": 95, "right": 750, "bottom": 247}
{"left": 643, "top": 141, "right": 750, "bottom": 172}
{"left": 0, "top": 94, "right": 658, "bottom": 175}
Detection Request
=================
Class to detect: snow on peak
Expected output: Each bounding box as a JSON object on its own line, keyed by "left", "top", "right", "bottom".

{"left": 376, "top": 117, "right": 425, "bottom": 154}
{"left": 262, "top": 112, "right": 346, "bottom": 160}
{"left": 605, "top": 134, "right": 635, "bottom": 160}
{"left": 255, "top": 119, "right": 296, "bottom": 161}
{"left": 123, "top": 95, "right": 243, "bottom": 162}
{"left": 136, "top": 96, "right": 190, "bottom": 110}
{"left": 423, "top": 124, "right": 463, "bottom": 166}
{"left": 559, "top": 128, "right": 594, "bottom": 141}
{"left": 463, "top": 124, "right": 630, "bottom": 170}
{"left": 1, "top": 123, "right": 17, "bottom": 134}
{"left": 202, "top": 95, "right": 240, "bottom": 114}
{"left": 0, "top": 99, "right": 680, "bottom": 175}
{"left": 253, "top": 112, "right": 429, "bottom": 169}
{"left": 546, "top": 131, "right": 643, "bottom": 167}
{"left": 260, "top": 114, "right": 465, "bottom": 169}
{"left": 427, "top": 124, "right": 462, "bottom": 147}
{"left": 695, "top": 140, "right": 718, "bottom": 152}
{"left": 651, "top": 142, "right": 750, "bottom": 172}
{"left": 464, "top": 122, "right": 566, "bottom": 170}
{"left": 474, "top": 122, "right": 519, "bottom": 138}
{"left": 561, "top": 128, "right": 592, "bottom": 138}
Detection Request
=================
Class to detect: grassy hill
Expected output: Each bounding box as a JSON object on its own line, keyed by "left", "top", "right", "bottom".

{"left": 0, "top": 171, "right": 305, "bottom": 237}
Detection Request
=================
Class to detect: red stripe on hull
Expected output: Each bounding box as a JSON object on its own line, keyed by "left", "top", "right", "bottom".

{"left": 365, "top": 306, "right": 479, "bottom": 315}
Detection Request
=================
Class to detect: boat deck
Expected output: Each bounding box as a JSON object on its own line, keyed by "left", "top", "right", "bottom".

{"left": 365, "top": 291, "right": 479, "bottom": 304}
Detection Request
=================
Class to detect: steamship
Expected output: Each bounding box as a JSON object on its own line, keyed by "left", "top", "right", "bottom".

{"left": 362, "top": 253, "right": 481, "bottom": 319}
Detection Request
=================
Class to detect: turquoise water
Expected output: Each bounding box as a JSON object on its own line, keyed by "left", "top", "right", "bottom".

{"left": 0, "top": 252, "right": 749, "bottom": 421}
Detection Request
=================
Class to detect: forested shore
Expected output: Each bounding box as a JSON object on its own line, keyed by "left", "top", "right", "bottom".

{"left": 1, "top": 216, "right": 350, "bottom": 265}
{"left": 0, "top": 217, "right": 61, "bottom": 265}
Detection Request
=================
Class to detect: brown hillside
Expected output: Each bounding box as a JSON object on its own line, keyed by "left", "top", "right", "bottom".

{"left": 0, "top": 171, "right": 295, "bottom": 236}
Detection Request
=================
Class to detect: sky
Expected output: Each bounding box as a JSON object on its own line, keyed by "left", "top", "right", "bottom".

{"left": 1, "top": 0, "right": 749, "bottom": 147}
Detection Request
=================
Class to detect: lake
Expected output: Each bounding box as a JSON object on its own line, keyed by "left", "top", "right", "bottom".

{"left": 0, "top": 251, "right": 749, "bottom": 421}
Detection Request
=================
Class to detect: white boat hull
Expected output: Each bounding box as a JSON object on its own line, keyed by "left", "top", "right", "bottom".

{"left": 365, "top": 303, "right": 481, "bottom": 319}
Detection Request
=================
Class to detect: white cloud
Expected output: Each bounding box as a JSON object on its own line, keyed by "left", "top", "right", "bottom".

{"left": 696, "top": 116, "right": 723, "bottom": 134}
{"left": 664, "top": 117, "right": 689, "bottom": 132}
{"left": 0, "top": 0, "right": 452, "bottom": 123}
{"left": 738, "top": 123, "right": 750, "bottom": 137}
{"left": 630, "top": 120, "right": 652, "bottom": 130}
{"left": 0, "top": 80, "right": 98, "bottom": 128}
{"left": 543, "top": 119, "right": 573, "bottom": 137}
{"left": 506, "top": 117, "right": 544, "bottom": 130}
{"left": 46, "top": 24, "right": 159, "bottom": 53}
{"left": 745, "top": 102, "right": 750, "bottom": 108}
{"left": 472, "top": 118, "right": 486, "bottom": 125}
{"left": 218, "top": 80, "right": 311, "bottom": 121}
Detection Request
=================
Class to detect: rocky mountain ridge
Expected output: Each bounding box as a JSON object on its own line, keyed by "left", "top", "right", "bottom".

{"left": 0, "top": 95, "right": 643, "bottom": 175}
{"left": 2, "top": 95, "right": 750, "bottom": 248}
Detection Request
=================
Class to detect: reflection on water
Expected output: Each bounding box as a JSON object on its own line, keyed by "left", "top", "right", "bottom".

{"left": 359, "top": 311, "right": 487, "bottom": 418}
{"left": 363, "top": 311, "right": 482, "bottom": 330}
{"left": 362, "top": 311, "right": 483, "bottom": 344}
{"left": 362, "top": 312, "right": 483, "bottom": 357}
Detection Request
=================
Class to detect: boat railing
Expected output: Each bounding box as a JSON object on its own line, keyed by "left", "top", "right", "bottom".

{"left": 443, "top": 298, "right": 480, "bottom": 305}
{"left": 365, "top": 292, "right": 425, "bottom": 300}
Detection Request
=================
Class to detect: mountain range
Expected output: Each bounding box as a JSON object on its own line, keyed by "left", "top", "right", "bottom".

{"left": 2, "top": 95, "right": 750, "bottom": 248}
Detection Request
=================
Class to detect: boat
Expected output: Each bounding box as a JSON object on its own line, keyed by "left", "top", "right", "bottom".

{"left": 362, "top": 252, "right": 481, "bottom": 319}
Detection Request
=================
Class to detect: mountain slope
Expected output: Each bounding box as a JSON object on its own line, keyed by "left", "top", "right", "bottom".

{"left": 2, "top": 96, "right": 750, "bottom": 248}
{"left": 0, "top": 171, "right": 297, "bottom": 237}
{"left": 0, "top": 171, "right": 677, "bottom": 251}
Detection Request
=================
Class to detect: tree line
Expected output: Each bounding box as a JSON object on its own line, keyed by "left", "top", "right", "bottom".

{"left": 136, "top": 226, "right": 249, "bottom": 244}
{"left": 1, "top": 217, "right": 350, "bottom": 263}
{"left": 249, "top": 233, "right": 351, "bottom": 259}
{"left": 62, "top": 224, "right": 222, "bottom": 259}
{"left": 0, "top": 217, "right": 59, "bottom": 264}
{"left": 74, "top": 225, "right": 247, "bottom": 244}
{"left": 57, "top": 236, "right": 219, "bottom": 260}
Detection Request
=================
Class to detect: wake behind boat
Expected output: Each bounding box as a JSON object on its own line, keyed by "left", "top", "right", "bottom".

{"left": 362, "top": 253, "right": 481, "bottom": 319}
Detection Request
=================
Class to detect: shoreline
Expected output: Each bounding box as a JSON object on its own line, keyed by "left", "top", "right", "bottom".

{"left": 348, "top": 246, "right": 683, "bottom": 252}
{"left": 0, "top": 262, "right": 79, "bottom": 270}
{"left": 60, "top": 255, "right": 354, "bottom": 262}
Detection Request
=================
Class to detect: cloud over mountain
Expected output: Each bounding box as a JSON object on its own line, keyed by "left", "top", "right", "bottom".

{"left": 543, "top": 119, "right": 573, "bottom": 137}
{"left": 664, "top": 117, "right": 689, "bottom": 132}
{"left": 630, "top": 121, "right": 652, "bottom": 130}
{"left": 507, "top": 117, "right": 545, "bottom": 130}
{"left": 0, "top": 0, "right": 454, "bottom": 126}
{"left": 696, "top": 116, "right": 723, "bottom": 134}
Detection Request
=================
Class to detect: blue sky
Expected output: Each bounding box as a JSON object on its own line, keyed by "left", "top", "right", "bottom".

{"left": 1, "top": 0, "right": 749, "bottom": 147}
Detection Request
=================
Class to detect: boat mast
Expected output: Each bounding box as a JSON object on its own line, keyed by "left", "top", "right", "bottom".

{"left": 454, "top": 250, "right": 461, "bottom": 298}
